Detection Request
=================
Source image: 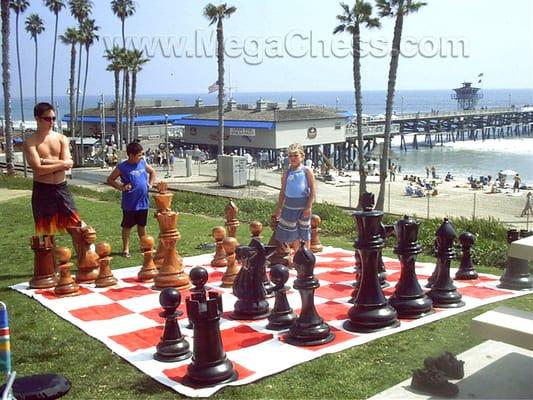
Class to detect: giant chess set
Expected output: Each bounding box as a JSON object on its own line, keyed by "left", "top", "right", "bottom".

{"left": 12, "top": 188, "right": 532, "bottom": 397}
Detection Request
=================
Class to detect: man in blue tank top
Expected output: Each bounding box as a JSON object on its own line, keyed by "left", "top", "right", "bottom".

{"left": 107, "top": 142, "right": 156, "bottom": 257}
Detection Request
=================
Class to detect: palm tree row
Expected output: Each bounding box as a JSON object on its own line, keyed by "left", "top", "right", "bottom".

{"left": 1, "top": 0, "right": 15, "bottom": 175}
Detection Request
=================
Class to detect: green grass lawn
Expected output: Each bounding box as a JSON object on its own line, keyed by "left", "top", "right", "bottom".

{"left": 0, "top": 189, "right": 531, "bottom": 399}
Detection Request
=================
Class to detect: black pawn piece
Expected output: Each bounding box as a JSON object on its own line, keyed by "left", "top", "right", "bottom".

{"left": 186, "top": 266, "right": 208, "bottom": 329}
{"left": 154, "top": 288, "right": 191, "bottom": 362}
{"left": 184, "top": 291, "right": 238, "bottom": 387}
{"left": 388, "top": 215, "right": 433, "bottom": 319}
{"left": 344, "top": 192, "right": 400, "bottom": 333}
{"left": 455, "top": 232, "right": 478, "bottom": 280}
{"left": 285, "top": 243, "right": 335, "bottom": 346}
{"left": 267, "top": 264, "right": 296, "bottom": 330}
{"left": 499, "top": 229, "right": 533, "bottom": 290}
{"left": 427, "top": 219, "right": 465, "bottom": 308}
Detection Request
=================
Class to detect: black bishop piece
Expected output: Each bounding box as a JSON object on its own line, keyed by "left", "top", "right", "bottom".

{"left": 266, "top": 264, "right": 296, "bottom": 330}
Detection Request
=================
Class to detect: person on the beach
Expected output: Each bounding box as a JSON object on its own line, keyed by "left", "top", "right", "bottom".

{"left": 23, "top": 102, "right": 82, "bottom": 236}
{"left": 513, "top": 174, "right": 521, "bottom": 193}
{"left": 425, "top": 166, "right": 430, "bottom": 179}
{"left": 273, "top": 143, "right": 316, "bottom": 255}
{"left": 431, "top": 166, "right": 436, "bottom": 179}
{"left": 107, "top": 142, "right": 156, "bottom": 257}
{"left": 389, "top": 163, "right": 396, "bottom": 182}
{"left": 521, "top": 192, "right": 533, "bottom": 217}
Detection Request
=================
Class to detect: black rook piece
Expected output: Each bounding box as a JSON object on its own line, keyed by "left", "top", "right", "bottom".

{"left": 267, "top": 264, "right": 296, "bottom": 330}
{"left": 185, "top": 291, "right": 238, "bottom": 387}
{"left": 499, "top": 229, "right": 533, "bottom": 290}
{"left": 427, "top": 219, "right": 465, "bottom": 308}
{"left": 285, "top": 243, "right": 335, "bottom": 346}
{"left": 154, "top": 288, "right": 191, "bottom": 362}
{"left": 455, "top": 231, "right": 478, "bottom": 280}
{"left": 343, "top": 192, "right": 400, "bottom": 333}
{"left": 388, "top": 215, "right": 433, "bottom": 319}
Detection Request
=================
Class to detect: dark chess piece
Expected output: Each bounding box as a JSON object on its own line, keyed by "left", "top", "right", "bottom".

{"left": 186, "top": 267, "right": 209, "bottom": 329}
{"left": 310, "top": 214, "right": 323, "bottom": 253}
{"left": 349, "top": 248, "right": 362, "bottom": 303}
{"left": 138, "top": 235, "right": 158, "bottom": 282}
{"left": 285, "top": 242, "right": 335, "bottom": 346}
{"left": 499, "top": 229, "right": 533, "bottom": 290}
{"left": 266, "top": 264, "right": 296, "bottom": 330}
{"left": 231, "top": 239, "right": 276, "bottom": 320}
{"left": 377, "top": 224, "right": 395, "bottom": 289}
{"left": 250, "top": 221, "right": 275, "bottom": 297}
{"left": 343, "top": 192, "right": 400, "bottom": 333}
{"left": 154, "top": 288, "right": 191, "bottom": 362}
{"left": 184, "top": 291, "right": 238, "bottom": 387}
{"left": 427, "top": 219, "right": 465, "bottom": 308}
{"left": 30, "top": 236, "right": 58, "bottom": 289}
{"left": 54, "top": 247, "right": 80, "bottom": 297}
{"left": 455, "top": 231, "right": 478, "bottom": 280}
{"left": 388, "top": 215, "right": 433, "bottom": 319}
{"left": 95, "top": 242, "right": 117, "bottom": 288}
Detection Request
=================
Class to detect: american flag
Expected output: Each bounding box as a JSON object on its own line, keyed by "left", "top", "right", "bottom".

{"left": 208, "top": 81, "right": 219, "bottom": 93}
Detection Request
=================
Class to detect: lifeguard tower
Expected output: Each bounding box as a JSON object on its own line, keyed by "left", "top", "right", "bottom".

{"left": 451, "top": 82, "right": 482, "bottom": 110}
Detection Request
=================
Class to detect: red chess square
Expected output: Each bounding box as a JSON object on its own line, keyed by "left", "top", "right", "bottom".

{"left": 208, "top": 271, "right": 224, "bottom": 282}
{"left": 387, "top": 271, "right": 430, "bottom": 282}
{"left": 314, "top": 301, "right": 351, "bottom": 321}
{"left": 221, "top": 325, "right": 274, "bottom": 351}
{"left": 141, "top": 302, "right": 189, "bottom": 323}
{"left": 315, "top": 283, "right": 353, "bottom": 300}
{"left": 109, "top": 325, "right": 162, "bottom": 352}
{"left": 280, "top": 326, "right": 358, "bottom": 351}
{"left": 382, "top": 285, "right": 397, "bottom": 297}
{"left": 122, "top": 277, "right": 145, "bottom": 284}
{"left": 458, "top": 286, "right": 511, "bottom": 299}
{"left": 316, "top": 270, "right": 355, "bottom": 284}
{"left": 383, "top": 260, "right": 402, "bottom": 271}
{"left": 101, "top": 285, "right": 154, "bottom": 301}
{"left": 317, "top": 258, "right": 354, "bottom": 269}
{"left": 36, "top": 286, "right": 92, "bottom": 299}
{"left": 163, "top": 360, "right": 254, "bottom": 386}
{"left": 320, "top": 251, "right": 353, "bottom": 258}
{"left": 457, "top": 275, "right": 498, "bottom": 285}
{"left": 70, "top": 303, "right": 133, "bottom": 321}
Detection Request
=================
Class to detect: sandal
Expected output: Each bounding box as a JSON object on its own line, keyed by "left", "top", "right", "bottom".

{"left": 122, "top": 251, "right": 131, "bottom": 258}
{"left": 424, "top": 351, "right": 465, "bottom": 379}
{"left": 411, "top": 367, "right": 459, "bottom": 397}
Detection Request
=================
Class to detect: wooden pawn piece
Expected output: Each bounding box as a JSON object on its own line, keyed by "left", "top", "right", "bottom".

{"left": 95, "top": 242, "right": 117, "bottom": 288}
{"left": 54, "top": 246, "right": 80, "bottom": 297}
{"left": 221, "top": 237, "right": 239, "bottom": 288}
{"left": 210, "top": 227, "right": 228, "bottom": 268}
{"left": 138, "top": 235, "right": 158, "bottom": 282}
{"left": 267, "top": 215, "right": 290, "bottom": 267}
{"left": 310, "top": 214, "right": 323, "bottom": 253}
{"left": 224, "top": 199, "right": 240, "bottom": 239}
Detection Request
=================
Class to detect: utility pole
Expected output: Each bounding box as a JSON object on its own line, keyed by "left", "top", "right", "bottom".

{"left": 164, "top": 114, "right": 171, "bottom": 178}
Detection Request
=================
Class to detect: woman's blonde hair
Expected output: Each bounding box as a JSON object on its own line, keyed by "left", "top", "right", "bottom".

{"left": 287, "top": 143, "right": 305, "bottom": 158}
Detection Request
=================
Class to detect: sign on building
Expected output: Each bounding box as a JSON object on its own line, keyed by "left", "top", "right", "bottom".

{"left": 230, "top": 128, "right": 256, "bottom": 136}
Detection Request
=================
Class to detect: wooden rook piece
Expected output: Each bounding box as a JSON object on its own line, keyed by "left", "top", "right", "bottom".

{"left": 267, "top": 214, "right": 290, "bottom": 267}
{"left": 455, "top": 231, "right": 478, "bottom": 280}
{"left": 185, "top": 291, "right": 238, "bottom": 387}
{"left": 310, "top": 214, "right": 323, "bottom": 253}
{"left": 343, "top": 192, "right": 400, "bottom": 333}
{"left": 499, "top": 229, "right": 533, "bottom": 290}
{"left": 138, "top": 235, "right": 158, "bottom": 282}
{"left": 221, "top": 237, "right": 239, "bottom": 288}
{"left": 30, "top": 236, "right": 58, "bottom": 289}
{"left": 427, "top": 218, "right": 465, "bottom": 308}
{"left": 266, "top": 264, "right": 296, "bottom": 330}
{"left": 54, "top": 246, "right": 80, "bottom": 297}
{"left": 250, "top": 221, "right": 274, "bottom": 297}
{"left": 224, "top": 199, "right": 240, "bottom": 239}
{"left": 285, "top": 242, "right": 335, "bottom": 345}
{"left": 210, "top": 226, "right": 228, "bottom": 268}
{"left": 388, "top": 215, "right": 433, "bottom": 319}
{"left": 154, "top": 288, "right": 191, "bottom": 362}
{"left": 95, "top": 242, "right": 117, "bottom": 288}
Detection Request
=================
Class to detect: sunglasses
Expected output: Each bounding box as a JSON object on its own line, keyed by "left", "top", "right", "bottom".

{"left": 39, "top": 116, "right": 57, "bottom": 122}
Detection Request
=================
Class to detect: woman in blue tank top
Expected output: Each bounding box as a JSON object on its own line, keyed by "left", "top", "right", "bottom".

{"left": 273, "top": 143, "right": 316, "bottom": 256}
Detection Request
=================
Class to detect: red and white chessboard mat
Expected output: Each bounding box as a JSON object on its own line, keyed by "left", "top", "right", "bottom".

{"left": 11, "top": 247, "right": 530, "bottom": 397}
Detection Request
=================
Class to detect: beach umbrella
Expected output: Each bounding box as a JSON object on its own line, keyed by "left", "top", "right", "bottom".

{"left": 500, "top": 169, "right": 517, "bottom": 176}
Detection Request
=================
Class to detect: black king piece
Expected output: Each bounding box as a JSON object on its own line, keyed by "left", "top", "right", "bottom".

{"left": 343, "top": 192, "right": 400, "bottom": 333}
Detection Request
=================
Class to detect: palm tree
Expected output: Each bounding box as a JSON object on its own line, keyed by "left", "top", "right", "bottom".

{"left": 104, "top": 46, "right": 123, "bottom": 147}
{"left": 44, "top": 0, "right": 66, "bottom": 108}
{"left": 1, "top": 0, "right": 15, "bottom": 175}
{"left": 374, "top": 0, "right": 426, "bottom": 210}
{"left": 59, "top": 27, "right": 80, "bottom": 135}
{"left": 25, "top": 13, "right": 45, "bottom": 105}
{"left": 9, "top": 0, "right": 29, "bottom": 123}
{"left": 128, "top": 49, "right": 149, "bottom": 141}
{"left": 203, "top": 2, "right": 237, "bottom": 156}
{"left": 110, "top": 0, "right": 135, "bottom": 49}
{"left": 334, "top": 1, "right": 380, "bottom": 207}
{"left": 122, "top": 50, "right": 131, "bottom": 144}
{"left": 79, "top": 17, "right": 98, "bottom": 164}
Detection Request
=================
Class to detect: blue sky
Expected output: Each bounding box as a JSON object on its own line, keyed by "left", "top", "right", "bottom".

{"left": 8, "top": 0, "right": 533, "bottom": 97}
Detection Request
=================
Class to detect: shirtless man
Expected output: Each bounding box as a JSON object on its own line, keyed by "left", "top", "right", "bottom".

{"left": 23, "top": 102, "right": 81, "bottom": 235}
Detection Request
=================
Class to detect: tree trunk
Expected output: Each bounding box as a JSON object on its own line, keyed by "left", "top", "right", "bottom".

{"left": 130, "top": 71, "right": 136, "bottom": 141}
{"left": 80, "top": 46, "right": 90, "bottom": 164}
{"left": 353, "top": 27, "right": 367, "bottom": 208}
{"left": 118, "top": 69, "right": 124, "bottom": 149}
{"left": 15, "top": 14, "right": 24, "bottom": 122}
{"left": 217, "top": 19, "right": 225, "bottom": 155}
{"left": 51, "top": 13, "right": 58, "bottom": 108}
{"left": 68, "top": 44, "right": 76, "bottom": 136}
{"left": 114, "top": 70, "right": 120, "bottom": 146}
{"left": 1, "top": 0, "right": 14, "bottom": 175}
{"left": 376, "top": 11, "right": 404, "bottom": 211}
{"left": 124, "top": 69, "right": 130, "bottom": 145}
{"left": 120, "top": 20, "right": 126, "bottom": 149}
{"left": 75, "top": 41, "right": 83, "bottom": 136}
{"left": 33, "top": 37, "right": 38, "bottom": 104}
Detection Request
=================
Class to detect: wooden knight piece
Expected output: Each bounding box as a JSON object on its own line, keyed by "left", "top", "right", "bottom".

{"left": 95, "top": 242, "right": 117, "bottom": 288}
{"left": 221, "top": 237, "right": 239, "bottom": 288}
{"left": 224, "top": 199, "right": 240, "bottom": 239}
{"left": 29, "top": 236, "right": 58, "bottom": 289}
{"left": 138, "top": 235, "right": 158, "bottom": 282}
{"left": 54, "top": 246, "right": 80, "bottom": 296}
{"left": 267, "top": 214, "right": 290, "bottom": 266}
{"left": 310, "top": 214, "right": 323, "bottom": 253}
{"left": 211, "top": 226, "right": 228, "bottom": 268}
{"left": 74, "top": 226, "right": 99, "bottom": 283}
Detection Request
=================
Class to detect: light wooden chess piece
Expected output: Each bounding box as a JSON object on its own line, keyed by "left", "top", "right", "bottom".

{"left": 267, "top": 215, "right": 290, "bottom": 266}
{"left": 224, "top": 199, "right": 240, "bottom": 239}
{"left": 221, "top": 237, "right": 239, "bottom": 288}
{"left": 211, "top": 226, "right": 228, "bottom": 268}
{"left": 54, "top": 246, "right": 80, "bottom": 296}
{"left": 75, "top": 226, "right": 99, "bottom": 283}
{"left": 95, "top": 242, "right": 117, "bottom": 288}
{"left": 29, "top": 236, "right": 58, "bottom": 289}
{"left": 310, "top": 214, "right": 323, "bottom": 253}
{"left": 154, "top": 181, "right": 173, "bottom": 268}
{"left": 138, "top": 235, "right": 158, "bottom": 282}
{"left": 249, "top": 221, "right": 263, "bottom": 241}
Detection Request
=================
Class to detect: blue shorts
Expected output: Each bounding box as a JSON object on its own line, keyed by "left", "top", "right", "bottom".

{"left": 274, "top": 197, "right": 311, "bottom": 243}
